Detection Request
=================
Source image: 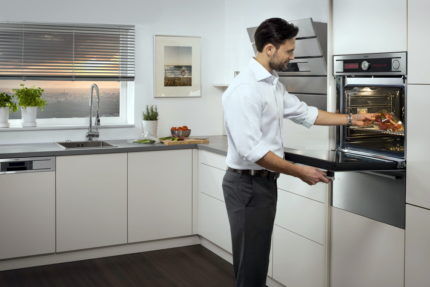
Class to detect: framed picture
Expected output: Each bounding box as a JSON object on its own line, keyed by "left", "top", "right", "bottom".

{"left": 154, "top": 35, "right": 201, "bottom": 98}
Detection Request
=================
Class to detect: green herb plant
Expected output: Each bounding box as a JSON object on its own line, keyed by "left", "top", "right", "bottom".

{"left": 143, "top": 105, "right": 159, "bottom": 121}
{"left": 13, "top": 84, "right": 46, "bottom": 109}
{"left": 0, "top": 92, "right": 18, "bottom": 112}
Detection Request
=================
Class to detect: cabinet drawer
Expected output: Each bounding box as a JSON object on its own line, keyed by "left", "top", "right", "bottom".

{"left": 199, "top": 150, "right": 227, "bottom": 171}
{"left": 275, "top": 189, "right": 326, "bottom": 244}
{"left": 198, "top": 193, "right": 231, "bottom": 253}
{"left": 278, "top": 173, "right": 327, "bottom": 203}
{"left": 273, "top": 226, "right": 324, "bottom": 287}
{"left": 405, "top": 204, "right": 430, "bottom": 287}
{"left": 406, "top": 85, "right": 430, "bottom": 208}
{"left": 199, "top": 163, "right": 225, "bottom": 202}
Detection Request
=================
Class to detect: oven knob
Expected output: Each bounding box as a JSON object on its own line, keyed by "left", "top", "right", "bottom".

{"left": 361, "top": 60, "right": 370, "bottom": 71}
{"left": 392, "top": 59, "right": 401, "bottom": 70}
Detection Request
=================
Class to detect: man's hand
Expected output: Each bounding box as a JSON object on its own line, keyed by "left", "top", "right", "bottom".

{"left": 295, "top": 165, "right": 331, "bottom": 185}
{"left": 352, "top": 113, "right": 377, "bottom": 127}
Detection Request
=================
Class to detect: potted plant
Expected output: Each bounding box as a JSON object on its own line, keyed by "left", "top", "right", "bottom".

{"left": 0, "top": 92, "right": 18, "bottom": 128}
{"left": 142, "top": 105, "right": 159, "bottom": 138}
{"left": 13, "top": 84, "right": 46, "bottom": 127}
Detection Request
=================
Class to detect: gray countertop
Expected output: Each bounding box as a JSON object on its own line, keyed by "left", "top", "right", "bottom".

{"left": 0, "top": 136, "right": 228, "bottom": 159}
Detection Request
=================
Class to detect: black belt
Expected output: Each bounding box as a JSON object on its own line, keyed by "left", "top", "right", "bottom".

{"left": 228, "top": 167, "right": 280, "bottom": 180}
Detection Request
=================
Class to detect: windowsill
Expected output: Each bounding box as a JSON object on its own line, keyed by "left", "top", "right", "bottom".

{"left": 0, "top": 124, "right": 135, "bottom": 132}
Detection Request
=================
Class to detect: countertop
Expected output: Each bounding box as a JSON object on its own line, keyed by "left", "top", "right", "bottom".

{"left": 0, "top": 136, "right": 403, "bottom": 171}
{"left": 0, "top": 136, "right": 229, "bottom": 159}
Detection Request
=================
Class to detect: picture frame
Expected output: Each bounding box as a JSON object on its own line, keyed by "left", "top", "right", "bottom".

{"left": 154, "top": 35, "right": 201, "bottom": 98}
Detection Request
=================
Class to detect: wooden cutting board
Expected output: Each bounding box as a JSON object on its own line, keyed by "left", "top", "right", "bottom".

{"left": 161, "top": 138, "right": 209, "bottom": 145}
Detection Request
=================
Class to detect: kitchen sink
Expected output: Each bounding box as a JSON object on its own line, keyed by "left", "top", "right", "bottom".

{"left": 57, "top": 141, "right": 116, "bottom": 149}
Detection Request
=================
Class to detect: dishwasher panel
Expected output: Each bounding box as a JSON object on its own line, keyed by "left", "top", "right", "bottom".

{"left": 0, "top": 157, "right": 55, "bottom": 260}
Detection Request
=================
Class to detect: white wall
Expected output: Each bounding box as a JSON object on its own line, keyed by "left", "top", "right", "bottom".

{"left": 224, "top": 0, "right": 330, "bottom": 149}
{"left": 0, "top": 0, "right": 226, "bottom": 143}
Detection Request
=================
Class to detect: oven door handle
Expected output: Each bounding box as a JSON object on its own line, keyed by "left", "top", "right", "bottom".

{"left": 358, "top": 170, "right": 403, "bottom": 180}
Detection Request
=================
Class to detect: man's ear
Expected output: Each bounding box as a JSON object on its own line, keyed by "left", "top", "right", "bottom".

{"left": 264, "top": 43, "right": 275, "bottom": 57}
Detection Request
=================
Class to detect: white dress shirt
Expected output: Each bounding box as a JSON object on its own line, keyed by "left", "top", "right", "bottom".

{"left": 222, "top": 58, "right": 318, "bottom": 170}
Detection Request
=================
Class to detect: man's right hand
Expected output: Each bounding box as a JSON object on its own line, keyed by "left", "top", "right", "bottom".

{"left": 295, "top": 165, "right": 331, "bottom": 185}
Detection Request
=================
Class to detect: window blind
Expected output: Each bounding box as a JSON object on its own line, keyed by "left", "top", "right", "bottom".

{"left": 0, "top": 22, "right": 135, "bottom": 81}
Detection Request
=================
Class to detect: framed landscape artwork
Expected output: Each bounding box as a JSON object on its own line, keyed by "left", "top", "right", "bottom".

{"left": 154, "top": 35, "right": 201, "bottom": 98}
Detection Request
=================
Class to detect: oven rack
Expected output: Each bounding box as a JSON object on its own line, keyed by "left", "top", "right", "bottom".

{"left": 349, "top": 126, "right": 405, "bottom": 136}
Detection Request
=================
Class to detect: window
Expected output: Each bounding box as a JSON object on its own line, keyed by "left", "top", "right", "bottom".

{"left": 0, "top": 23, "right": 135, "bottom": 126}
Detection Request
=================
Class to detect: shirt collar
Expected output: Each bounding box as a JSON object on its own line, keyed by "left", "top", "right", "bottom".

{"left": 249, "top": 58, "right": 279, "bottom": 85}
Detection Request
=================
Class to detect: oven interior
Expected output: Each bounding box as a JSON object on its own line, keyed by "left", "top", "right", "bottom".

{"left": 342, "top": 85, "right": 405, "bottom": 158}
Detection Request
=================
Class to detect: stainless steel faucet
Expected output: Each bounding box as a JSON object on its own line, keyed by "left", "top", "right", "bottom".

{"left": 87, "top": 83, "right": 100, "bottom": 141}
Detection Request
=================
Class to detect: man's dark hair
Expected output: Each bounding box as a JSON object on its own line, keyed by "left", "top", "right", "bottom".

{"left": 254, "top": 18, "right": 299, "bottom": 52}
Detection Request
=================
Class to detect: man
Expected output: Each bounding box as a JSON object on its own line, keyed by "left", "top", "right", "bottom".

{"left": 222, "top": 18, "right": 374, "bottom": 287}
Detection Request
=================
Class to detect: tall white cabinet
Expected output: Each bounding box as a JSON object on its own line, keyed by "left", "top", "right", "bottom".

{"left": 333, "top": 0, "right": 407, "bottom": 54}
{"left": 408, "top": 0, "right": 430, "bottom": 84}
{"left": 56, "top": 153, "right": 127, "bottom": 252}
{"left": 128, "top": 150, "right": 193, "bottom": 242}
{"left": 405, "top": 2, "right": 430, "bottom": 287}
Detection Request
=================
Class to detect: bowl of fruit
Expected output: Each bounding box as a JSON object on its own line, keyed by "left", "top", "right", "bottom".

{"left": 170, "top": 126, "right": 191, "bottom": 139}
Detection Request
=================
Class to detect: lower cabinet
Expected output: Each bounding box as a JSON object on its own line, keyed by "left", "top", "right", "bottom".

{"left": 56, "top": 153, "right": 127, "bottom": 252}
{"left": 405, "top": 204, "right": 430, "bottom": 287}
{"left": 330, "top": 207, "right": 404, "bottom": 287}
{"left": 198, "top": 192, "right": 232, "bottom": 252}
{"left": 128, "top": 150, "right": 193, "bottom": 242}
{"left": 0, "top": 171, "right": 55, "bottom": 260}
{"left": 273, "top": 225, "right": 325, "bottom": 287}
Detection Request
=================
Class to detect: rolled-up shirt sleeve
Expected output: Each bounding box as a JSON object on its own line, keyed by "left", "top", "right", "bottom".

{"left": 283, "top": 90, "right": 318, "bottom": 128}
{"left": 223, "top": 84, "right": 270, "bottom": 163}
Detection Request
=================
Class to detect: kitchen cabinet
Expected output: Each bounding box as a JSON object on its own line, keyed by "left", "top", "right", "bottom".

{"left": 128, "top": 150, "right": 192, "bottom": 242}
{"left": 272, "top": 225, "right": 324, "bottom": 287}
{"left": 330, "top": 207, "right": 404, "bottom": 287}
{"left": 408, "top": 0, "right": 430, "bottom": 84}
{"left": 275, "top": 189, "right": 326, "bottom": 244}
{"left": 198, "top": 192, "right": 232, "bottom": 253}
{"left": 56, "top": 153, "right": 127, "bottom": 252}
{"left": 273, "top": 175, "right": 327, "bottom": 287}
{"left": 407, "top": 85, "right": 430, "bottom": 208}
{"left": 333, "top": 0, "right": 407, "bottom": 55}
{"left": 197, "top": 150, "right": 231, "bottom": 252}
{"left": 405, "top": 204, "right": 430, "bottom": 287}
{"left": 0, "top": 171, "right": 55, "bottom": 260}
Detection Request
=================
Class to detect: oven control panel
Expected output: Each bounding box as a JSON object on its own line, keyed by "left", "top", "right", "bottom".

{"left": 334, "top": 52, "right": 407, "bottom": 75}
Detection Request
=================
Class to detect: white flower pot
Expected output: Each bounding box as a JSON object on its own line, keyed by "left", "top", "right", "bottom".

{"left": 141, "top": 120, "right": 158, "bottom": 139}
{"left": 0, "top": 107, "right": 9, "bottom": 128}
{"left": 21, "top": 106, "right": 38, "bottom": 127}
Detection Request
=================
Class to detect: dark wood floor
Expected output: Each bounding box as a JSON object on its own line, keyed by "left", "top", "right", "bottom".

{"left": 0, "top": 245, "right": 235, "bottom": 287}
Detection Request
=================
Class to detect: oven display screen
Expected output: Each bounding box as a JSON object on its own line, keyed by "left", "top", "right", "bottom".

{"left": 344, "top": 63, "right": 359, "bottom": 70}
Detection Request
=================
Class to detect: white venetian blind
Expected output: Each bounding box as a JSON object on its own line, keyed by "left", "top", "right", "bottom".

{"left": 0, "top": 22, "right": 135, "bottom": 80}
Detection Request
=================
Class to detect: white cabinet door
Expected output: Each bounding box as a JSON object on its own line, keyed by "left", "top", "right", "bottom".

{"left": 56, "top": 153, "right": 127, "bottom": 252}
{"left": 330, "top": 207, "right": 404, "bottom": 287}
{"left": 0, "top": 172, "right": 55, "bottom": 260}
{"left": 272, "top": 225, "right": 324, "bottom": 287}
{"left": 278, "top": 173, "right": 327, "bottom": 203}
{"left": 406, "top": 85, "right": 430, "bottom": 208}
{"left": 333, "top": 0, "right": 407, "bottom": 54}
{"left": 198, "top": 192, "right": 232, "bottom": 253}
{"left": 408, "top": 0, "right": 430, "bottom": 84}
{"left": 128, "top": 150, "right": 192, "bottom": 242}
{"left": 406, "top": 204, "right": 430, "bottom": 287}
{"left": 199, "top": 162, "right": 225, "bottom": 202}
{"left": 275, "top": 189, "right": 326, "bottom": 244}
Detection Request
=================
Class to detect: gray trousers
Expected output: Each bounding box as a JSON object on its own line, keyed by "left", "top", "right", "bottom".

{"left": 222, "top": 170, "right": 278, "bottom": 287}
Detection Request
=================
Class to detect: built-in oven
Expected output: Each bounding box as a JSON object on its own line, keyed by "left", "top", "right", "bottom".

{"left": 335, "top": 52, "right": 407, "bottom": 168}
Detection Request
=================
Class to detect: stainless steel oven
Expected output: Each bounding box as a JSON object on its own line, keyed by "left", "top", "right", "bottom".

{"left": 334, "top": 52, "right": 407, "bottom": 168}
